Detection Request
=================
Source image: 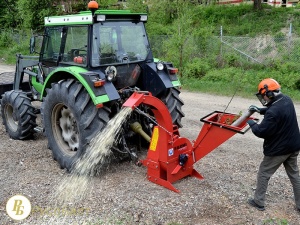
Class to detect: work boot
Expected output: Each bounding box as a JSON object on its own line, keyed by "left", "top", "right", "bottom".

{"left": 247, "top": 198, "right": 265, "bottom": 211}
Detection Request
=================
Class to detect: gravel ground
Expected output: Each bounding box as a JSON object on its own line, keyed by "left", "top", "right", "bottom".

{"left": 1, "top": 63, "right": 300, "bottom": 225}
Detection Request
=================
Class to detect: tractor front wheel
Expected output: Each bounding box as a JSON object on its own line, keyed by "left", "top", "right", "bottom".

{"left": 1, "top": 90, "right": 37, "bottom": 139}
{"left": 42, "top": 79, "right": 110, "bottom": 171}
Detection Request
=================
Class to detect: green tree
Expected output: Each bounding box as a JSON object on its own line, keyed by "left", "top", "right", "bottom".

{"left": 126, "top": 0, "right": 147, "bottom": 13}
{"left": 154, "top": 1, "right": 213, "bottom": 76}
{"left": 15, "top": 0, "right": 120, "bottom": 30}
{"left": 17, "top": 0, "right": 59, "bottom": 30}
{"left": 0, "top": 0, "right": 19, "bottom": 28}
{"left": 144, "top": 0, "right": 177, "bottom": 35}
{"left": 97, "top": 0, "right": 120, "bottom": 8}
{"left": 253, "top": 0, "right": 262, "bottom": 10}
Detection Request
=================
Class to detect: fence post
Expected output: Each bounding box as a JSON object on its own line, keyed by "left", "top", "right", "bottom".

{"left": 288, "top": 23, "right": 292, "bottom": 60}
{"left": 220, "top": 26, "right": 223, "bottom": 57}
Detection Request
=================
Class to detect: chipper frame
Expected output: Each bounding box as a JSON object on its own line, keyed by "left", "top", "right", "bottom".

{"left": 123, "top": 91, "right": 256, "bottom": 192}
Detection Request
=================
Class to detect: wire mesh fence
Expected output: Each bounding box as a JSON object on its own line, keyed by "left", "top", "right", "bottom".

{"left": 220, "top": 35, "right": 300, "bottom": 65}
{"left": 149, "top": 25, "right": 300, "bottom": 67}
{"left": 0, "top": 29, "right": 31, "bottom": 46}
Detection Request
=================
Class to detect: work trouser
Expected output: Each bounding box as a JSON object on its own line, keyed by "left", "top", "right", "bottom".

{"left": 254, "top": 151, "right": 300, "bottom": 208}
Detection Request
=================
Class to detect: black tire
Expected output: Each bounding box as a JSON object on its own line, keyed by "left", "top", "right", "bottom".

{"left": 1, "top": 90, "right": 37, "bottom": 140}
{"left": 41, "top": 79, "right": 110, "bottom": 171}
{"left": 160, "top": 87, "right": 185, "bottom": 128}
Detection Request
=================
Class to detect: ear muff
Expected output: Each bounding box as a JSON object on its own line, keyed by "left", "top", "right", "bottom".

{"left": 264, "top": 84, "right": 275, "bottom": 99}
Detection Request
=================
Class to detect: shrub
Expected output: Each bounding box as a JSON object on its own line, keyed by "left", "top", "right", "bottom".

{"left": 0, "top": 31, "right": 13, "bottom": 48}
{"left": 182, "top": 58, "right": 211, "bottom": 79}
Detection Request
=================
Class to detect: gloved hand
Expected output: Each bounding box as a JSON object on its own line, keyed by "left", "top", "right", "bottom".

{"left": 248, "top": 105, "right": 261, "bottom": 113}
{"left": 247, "top": 120, "right": 256, "bottom": 127}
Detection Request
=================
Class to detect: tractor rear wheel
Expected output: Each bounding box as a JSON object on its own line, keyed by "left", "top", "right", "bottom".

{"left": 160, "top": 87, "right": 185, "bottom": 128}
{"left": 1, "top": 90, "right": 37, "bottom": 139}
{"left": 41, "top": 79, "right": 110, "bottom": 171}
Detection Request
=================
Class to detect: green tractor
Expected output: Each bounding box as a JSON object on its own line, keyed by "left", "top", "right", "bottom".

{"left": 0, "top": 2, "right": 184, "bottom": 171}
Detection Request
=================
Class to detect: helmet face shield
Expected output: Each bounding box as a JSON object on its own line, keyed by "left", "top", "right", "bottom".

{"left": 256, "top": 93, "right": 268, "bottom": 106}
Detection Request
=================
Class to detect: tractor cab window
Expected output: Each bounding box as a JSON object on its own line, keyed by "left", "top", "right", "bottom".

{"left": 62, "top": 26, "right": 88, "bottom": 65}
{"left": 41, "top": 26, "right": 88, "bottom": 67}
{"left": 40, "top": 27, "right": 63, "bottom": 66}
{"left": 92, "top": 21, "right": 150, "bottom": 66}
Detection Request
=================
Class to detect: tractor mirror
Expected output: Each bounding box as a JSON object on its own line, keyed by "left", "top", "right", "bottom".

{"left": 30, "top": 36, "right": 36, "bottom": 54}
{"left": 29, "top": 35, "right": 43, "bottom": 54}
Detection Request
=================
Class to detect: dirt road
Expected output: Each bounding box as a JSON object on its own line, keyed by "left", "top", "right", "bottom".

{"left": 0, "top": 64, "right": 300, "bottom": 224}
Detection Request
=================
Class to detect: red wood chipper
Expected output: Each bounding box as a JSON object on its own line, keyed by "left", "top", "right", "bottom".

{"left": 123, "top": 91, "right": 256, "bottom": 193}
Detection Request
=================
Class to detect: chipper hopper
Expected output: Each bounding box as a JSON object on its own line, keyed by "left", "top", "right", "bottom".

{"left": 123, "top": 91, "right": 257, "bottom": 192}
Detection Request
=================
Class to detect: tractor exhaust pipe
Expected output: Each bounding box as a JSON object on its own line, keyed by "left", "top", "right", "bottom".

{"left": 130, "top": 122, "right": 151, "bottom": 142}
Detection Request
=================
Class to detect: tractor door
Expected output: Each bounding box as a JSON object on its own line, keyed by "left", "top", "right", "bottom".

{"left": 40, "top": 27, "right": 65, "bottom": 69}
{"left": 40, "top": 26, "right": 89, "bottom": 75}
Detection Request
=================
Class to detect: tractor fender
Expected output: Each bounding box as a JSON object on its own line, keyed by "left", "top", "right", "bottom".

{"left": 40, "top": 66, "right": 120, "bottom": 105}
{"left": 143, "top": 62, "right": 180, "bottom": 96}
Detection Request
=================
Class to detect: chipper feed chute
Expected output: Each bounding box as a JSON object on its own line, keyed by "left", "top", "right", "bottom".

{"left": 123, "top": 92, "right": 256, "bottom": 192}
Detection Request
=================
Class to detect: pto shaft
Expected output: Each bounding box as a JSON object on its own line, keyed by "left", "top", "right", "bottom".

{"left": 130, "top": 122, "right": 151, "bottom": 142}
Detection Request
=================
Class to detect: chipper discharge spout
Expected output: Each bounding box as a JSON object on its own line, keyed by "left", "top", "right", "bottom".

{"left": 123, "top": 92, "right": 256, "bottom": 192}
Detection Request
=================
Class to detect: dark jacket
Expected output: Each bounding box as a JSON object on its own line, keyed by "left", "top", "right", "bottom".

{"left": 250, "top": 94, "right": 300, "bottom": 156}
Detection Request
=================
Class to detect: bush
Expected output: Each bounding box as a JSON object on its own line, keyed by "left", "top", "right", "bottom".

{"left": 278, "top": 62, "right": 300, "bottom": 74}
{"left": 202, "top": 67, "right": 244, "bottom": 83}
{"left": 0, "top": 31, "right": 13, "bottom": 48}
{"left": 0, "top": 30, "right": 32, "bottom": 64}
{"left": 182, "top": 58, "right": 211, "bottom": 79}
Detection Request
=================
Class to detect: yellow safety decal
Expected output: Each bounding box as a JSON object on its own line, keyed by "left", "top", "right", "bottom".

{"left": 149, "top": 127, "right": 159, "bottom": 151}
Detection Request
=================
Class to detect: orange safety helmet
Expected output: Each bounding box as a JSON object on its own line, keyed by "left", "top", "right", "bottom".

{"left": 256, "top": 78, "right": 281, "bottom": 106}
{"left": 257, "top": 78, "right": 281, "bottom": 95}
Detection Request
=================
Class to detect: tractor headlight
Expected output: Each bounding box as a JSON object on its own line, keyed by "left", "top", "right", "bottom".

{"left": 140, "top": 15, "right": 148, "bottom": 22}
{"left": 97, "top": 15, "right": 106, "bottom": 22}
{"left": 156, "top": 63, "right": 164, "bottom": 71}
{"left": 105, "top": 66, "right": 117, "bottom": 82}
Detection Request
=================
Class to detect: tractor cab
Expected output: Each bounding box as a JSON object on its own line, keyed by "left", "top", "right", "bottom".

{"left": 34, "top": 9, "right": 151, "bottom": 78}
{"left": 28, "top": 7, "right": 162, "bottom": 92}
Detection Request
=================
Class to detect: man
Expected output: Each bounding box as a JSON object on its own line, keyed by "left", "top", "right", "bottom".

{"left": 246, "top": 78, "right": 300, "bottom": 211}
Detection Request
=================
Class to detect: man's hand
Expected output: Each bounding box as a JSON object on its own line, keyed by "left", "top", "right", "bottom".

{"left": 247, "top": 120, "right": 256, "bottom": 127}
{"left": 248, "top": 105, "right": 261, "bottom": 113}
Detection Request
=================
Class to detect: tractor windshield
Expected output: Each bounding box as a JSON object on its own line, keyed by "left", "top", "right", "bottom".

{"left": 92, "top": 21, "right": 150, "bottom": 66}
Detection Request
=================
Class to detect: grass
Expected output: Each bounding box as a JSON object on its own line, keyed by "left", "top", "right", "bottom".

{"left": 0, "top": 42, "right": 31, "bottom": 65}
{"left": 262, "top": 217, "right": 289, "bottom": 225}
{"left": 181, "top": 77, "right": 300, "bottom": 103}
